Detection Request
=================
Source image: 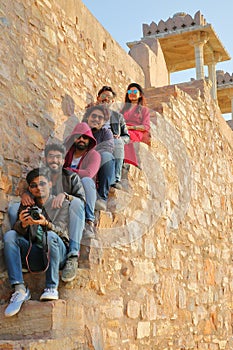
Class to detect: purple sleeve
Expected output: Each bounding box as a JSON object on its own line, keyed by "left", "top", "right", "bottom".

{"left": 96, "top": 128, "right": 114, "bottom": 154}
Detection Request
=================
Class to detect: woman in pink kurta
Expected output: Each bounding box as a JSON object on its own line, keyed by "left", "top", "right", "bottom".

{"left": 121, "top": 83, "right": 150, "bottom": 167}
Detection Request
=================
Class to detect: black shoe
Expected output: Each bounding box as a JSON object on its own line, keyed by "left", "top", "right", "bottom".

{"left": 111, "top": 181, "right": 122, "bottom": 190}
{"left": 83, "top": 221, "right": 96, "bottom": 239}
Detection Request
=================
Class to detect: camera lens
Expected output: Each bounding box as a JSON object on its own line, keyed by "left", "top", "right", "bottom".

{"left": 31, "top": 211, "right": 40, "bottom": 220}
{"left": 29, "top": 207, "right": 41, "bottom": 220}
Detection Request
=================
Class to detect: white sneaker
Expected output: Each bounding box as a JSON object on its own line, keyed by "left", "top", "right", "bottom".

{"left": 5, "top": 288, "right": 31, "bottom": 317}
{"left": 40, "top": 288, "right": 58, "bottom": 301}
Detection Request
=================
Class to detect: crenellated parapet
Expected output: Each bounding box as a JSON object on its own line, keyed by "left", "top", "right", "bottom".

{"left": 143, "top": 11, "right": 207, "bottom": 37}
{"left": 138, "top": 10, "right": 230, "bottom": 76}
{"left": 217, "top": 70, "right": 233, "bottom": 85}
{"left": 128, "top": 11, "right": 231, "bottom": 103}
{"left": 216, "top": 70, "right": 233, "bottom": 119}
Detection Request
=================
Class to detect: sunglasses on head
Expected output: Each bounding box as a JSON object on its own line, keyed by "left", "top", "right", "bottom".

{"left": 90, "top": 113, "right": 104, "bottom": 120}
{"left": 29, "top": 181, "right": 48, "bottom": 189}
{"left": 127, "top": 89, "right": 139, "bottom": 94}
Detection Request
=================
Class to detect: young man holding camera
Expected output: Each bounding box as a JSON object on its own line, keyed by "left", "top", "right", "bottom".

{"left": 4, "top": 167, "right": 69, "bottom": 317}
{"left": 8, "top": 143, "right": 86, "bottom": 283}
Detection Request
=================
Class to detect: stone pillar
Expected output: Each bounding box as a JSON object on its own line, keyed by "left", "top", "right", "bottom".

{"left": 208, "top": 63, "right": 217, "bottom": 100}
{"left": 190, "top": 32, "right": 209, "bottom": 80}
{"left": 208, "top": 52, "right": 221, "bottom": 101}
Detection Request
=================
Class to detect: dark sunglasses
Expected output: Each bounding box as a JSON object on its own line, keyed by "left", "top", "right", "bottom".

{"left": 76, "top": 134, "right": 89, "bottom": 140}
{"left": 127, "top": 89, "right": 139, "bottom": 94}
{"left": 29, "top": 181, "right": 48, "bottom": 189}
{"left": 47, "top": 154, "right": 63, "bottom": 160}
{"left": 100, "top": 93, "right": 113, "bottom": 100}
{"left": 90, "top": 113, "right": 104, "bottom": 120}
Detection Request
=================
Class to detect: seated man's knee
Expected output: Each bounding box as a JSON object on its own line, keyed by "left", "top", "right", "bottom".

{"left": 3, "top": 230, "right": 18, "bottom": 244}
{"left": 100, "top": 151, "right": 114, "bottom": 166}
{"left": 47, "top": 231, "right": 60, "bottom": 246}
{"left": 69, "top": 197, "right": 85, "bottom": 212}
{"left": 8, "top": 202, "right": 20, "bottom": 228}
{"left": 81, "top": 177, "right": 96, "bottom": 190}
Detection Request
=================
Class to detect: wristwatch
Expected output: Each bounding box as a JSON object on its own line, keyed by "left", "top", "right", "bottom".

{"left": 64, "top": 192, "right": 70, "bottom": 201}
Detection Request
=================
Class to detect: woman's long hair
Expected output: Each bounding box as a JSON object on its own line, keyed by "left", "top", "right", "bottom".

{"left": 121, "top": 83, "right": 147, "bottom": 114}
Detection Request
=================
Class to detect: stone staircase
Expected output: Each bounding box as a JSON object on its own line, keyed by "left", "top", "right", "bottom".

{"left": 0, "top": 237, "right": 100, "bottom": 350}
{"left": 0, "top": 96, "right": 168, "bottom": 350}
{"left": 0, "top": 163, "right": 154, "bottom": 350}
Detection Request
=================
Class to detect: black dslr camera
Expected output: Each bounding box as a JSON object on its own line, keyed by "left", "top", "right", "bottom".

{"left": 28, "top": 206, "right": 41, "bottom": 220}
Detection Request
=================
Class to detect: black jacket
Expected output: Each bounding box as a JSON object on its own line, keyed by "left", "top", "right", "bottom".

{"left": 109, "top": 110, "right": 130, "bottom": 144}
{"left": 60, "top": 168, "right": 86, "bottom": 203}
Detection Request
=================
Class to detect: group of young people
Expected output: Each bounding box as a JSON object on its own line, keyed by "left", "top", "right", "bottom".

{"left": 3, "top": 83, "right": 151, "bottom": 317}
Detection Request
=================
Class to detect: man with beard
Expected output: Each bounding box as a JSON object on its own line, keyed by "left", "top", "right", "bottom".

{"left": 8, "top": 144, "right": 86, "bottom": 283}
{"left": 64, "top": 122, "right": 101, "bottom": 237}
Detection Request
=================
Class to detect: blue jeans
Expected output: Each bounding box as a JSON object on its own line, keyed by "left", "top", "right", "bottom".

{"left": 8, "top": 199, "right": 85, "bottom": 258}
{"left": 97, "top": 151, "right": 114, "bottom": 201}
{"left": 81, "top": 177, "right": 96, "bottom": 222}
{"left": 67, "top": 197, "right": 85, "bottom": 257}
{"left": 3, "top": 230, "right": 67, "bottom": 289}
{"left": 8, "top": 202, "right": 20, "bottom": 229}
{"left": 113, "top": 138, "right": 124, "bottom": 182}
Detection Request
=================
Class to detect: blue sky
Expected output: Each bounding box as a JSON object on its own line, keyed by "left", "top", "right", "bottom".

{"left": 82, "top": 0, "right": 233, "bottom": 84}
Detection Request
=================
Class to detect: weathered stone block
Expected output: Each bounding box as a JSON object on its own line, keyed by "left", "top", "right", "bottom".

{"left": 136, "top": 321, "right": 150, "bottom": 339}
{"left": 26, "top": 127, "right": 45, "bottom": 149}
{"left": 126, "top": 300, "right": 140, "bottom": 319}
{"left": 0, "top": 300, "right": 65, "bottom": 339}
{"left": 0, "top": 192, "right": 8, "bottom": 212}
{"left": 131, "top": 260, "right": 158, "bottom": 285}
{"left": 0, "top": 299, "right": 85, "bottom": 340}
{"left": 102, "top": 297, "right": 124, "bottom": 319}
{"left": 144, "top": 238, "right": 156, "bottom": 258}
{"left": 144, "top": 294, "right": 157, "bottom": 320}
{"left": 178, "top": 287, "right": 186, "bottom": 309}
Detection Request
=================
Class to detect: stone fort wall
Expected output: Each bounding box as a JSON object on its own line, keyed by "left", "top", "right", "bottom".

{"left": 0, "top": 0, "right": 144, "bottom": 253}
{"left": 0, "top": 1, "right": 233, "bottom": 349}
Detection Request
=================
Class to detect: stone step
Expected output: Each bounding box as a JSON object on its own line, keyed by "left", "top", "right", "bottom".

{"left": 0, "top": 337, "right": 86, "bottom": 350}
{"left": 0, "top": 299, "right": 84, "bottom": 341}
{"left": 145, "top": 81, "right": 206, "bottom": 102}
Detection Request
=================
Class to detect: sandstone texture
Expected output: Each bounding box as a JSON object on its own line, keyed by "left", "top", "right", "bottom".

{"left": 0, "top": 1, "right": 233, "bottom": 350}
